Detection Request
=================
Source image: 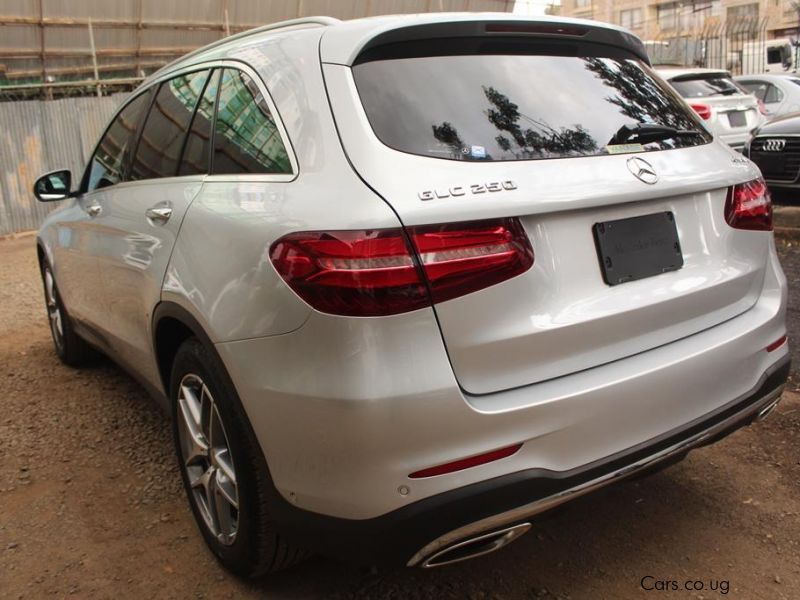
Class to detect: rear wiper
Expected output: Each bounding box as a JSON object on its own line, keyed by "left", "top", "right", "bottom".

{"left": 609, "top": 123, "right": 704, "bottom": 145}
{"left": 715, "top": 88, "right": 739, "bottom": 96}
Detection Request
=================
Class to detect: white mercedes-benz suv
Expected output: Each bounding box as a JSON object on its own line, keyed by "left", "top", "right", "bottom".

{"left": 33, "top": 14, "right": 789, "bottom": 576}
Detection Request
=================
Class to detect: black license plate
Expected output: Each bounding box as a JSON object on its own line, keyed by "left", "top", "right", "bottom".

{"left": 728, "top": 110, "right": 747, "bottom": 127}
{"left": 593, "top": 212, "right": 683, "bottom": 286}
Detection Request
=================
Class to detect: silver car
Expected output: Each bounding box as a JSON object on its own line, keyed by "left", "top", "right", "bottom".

{"left": 735, "top": 73, "right": 800, "bottom": 120}
{"left": 34, "top": 14, "right": 789, "bottom": 575}
{"left": 658, "top": 67, "right": 766, "bottom": 150}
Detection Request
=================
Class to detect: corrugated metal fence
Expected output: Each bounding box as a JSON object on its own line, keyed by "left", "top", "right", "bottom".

{"left": 0, "top": 94, "right": 123, "bottom": 235}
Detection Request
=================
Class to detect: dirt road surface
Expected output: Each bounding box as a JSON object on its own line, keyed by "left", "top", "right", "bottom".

{"left": 1, "top": 233, "right": 799, "bottom": 599}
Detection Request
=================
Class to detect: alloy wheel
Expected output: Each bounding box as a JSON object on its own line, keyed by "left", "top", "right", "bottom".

{"left": 176, "top": 373, "right": 239, "bottom": 545}
{"left": 44, "top": 268, "right": 64, "bottom": 350}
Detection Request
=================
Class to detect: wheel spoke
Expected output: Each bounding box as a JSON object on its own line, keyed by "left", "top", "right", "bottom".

{"left": 213, "top": 455, "right": 238, "bottom": 509}
{"left": 178, "top": 385, "right": 208, "bottom": 467}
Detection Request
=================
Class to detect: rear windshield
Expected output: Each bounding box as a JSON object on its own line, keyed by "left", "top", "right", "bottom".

{"left": 352, "top": 40, "right": 710, "bottom": 162}
{"left": 668, "top": 73, "right": 743, "bottom": 98}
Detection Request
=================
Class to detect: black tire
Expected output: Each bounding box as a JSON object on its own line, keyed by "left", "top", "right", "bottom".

{"left": 170, "top": 337, "right": 305, "bottom": 577}
{"left": 39, "top": 260, "right": 95, "bottom": 367}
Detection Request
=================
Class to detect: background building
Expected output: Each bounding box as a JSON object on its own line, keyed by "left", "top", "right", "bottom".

{"left": 0, "top": 0, "right": 513, "bottom": 100}
{"left": 560, "top": 0, "right": 798, "bottom": 41}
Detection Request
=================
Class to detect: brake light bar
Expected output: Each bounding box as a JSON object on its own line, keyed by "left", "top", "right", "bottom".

{"left": 725, "top": 178, "right": 772, "bottom": 231}
{"left": 485, "top": 23, "right": 588, "bottom": 36}
{"left": 408, "top": 443, "right": 523, "bottom": 479}
{"left": 270, "top": 218, "right": 534, "bottom": 317}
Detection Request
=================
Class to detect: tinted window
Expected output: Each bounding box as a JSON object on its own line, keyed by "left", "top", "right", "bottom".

{"left": 764, "top": 84, "right": 784, "bottom": 104}
{"left": 212, "top": 69, "right": 291, "bottom": 175}
{"left": 669, "top": 74, "right": 742, "bottom": 98}
{"left": 738, "top": 81, "right": 766, "bottom": 100}
{"left": 87, "top": 91, "right": 151, "bottom": 191}
{"left": 353, "top": 43, "right": 709, "bottom": 162}
{"left": 179, "top": 69, "right": 220, "bottom": 176}
{"left": 130, "top": 70, "right": 209, "bottom": 180}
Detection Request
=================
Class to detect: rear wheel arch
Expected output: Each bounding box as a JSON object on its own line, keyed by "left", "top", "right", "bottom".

{"left": 152, "top": 302, "right": 217, "bottom": 395}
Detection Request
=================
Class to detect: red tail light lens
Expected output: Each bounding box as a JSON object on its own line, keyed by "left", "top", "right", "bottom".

{"left": 725, "top": 178, "right": 772, "bottom": 231}
{"left": 270, "top": 218, "right": 534, "bottom": 316}
{"left": 690, "top": 103, "right": 712, "bottom": 120}
{"left": 409, "top": 218, "right": 534, "bottom": 304}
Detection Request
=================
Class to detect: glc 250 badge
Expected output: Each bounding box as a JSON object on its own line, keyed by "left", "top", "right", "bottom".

{"left": 418, "top": 180, "right": 517, "bottom": 201}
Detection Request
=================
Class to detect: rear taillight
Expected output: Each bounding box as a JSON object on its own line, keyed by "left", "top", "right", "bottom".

{"left": 725, "top": 178, "right": 772, "bottom": 231}
{"left": 408, "top": 218, "right": 534, "bottom": 304}
{"left": 690, "top": 103, "right": 712, "bottom": 120}
{"left": 269, "top": 218, "right": 533, "bottom": 316}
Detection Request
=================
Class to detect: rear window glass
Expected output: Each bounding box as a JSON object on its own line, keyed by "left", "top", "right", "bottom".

{"left": 668, "top": 74, "right": 743, "bottom": 98}
{"left": 353, "top": 41, "right": 710, "bottom": 162}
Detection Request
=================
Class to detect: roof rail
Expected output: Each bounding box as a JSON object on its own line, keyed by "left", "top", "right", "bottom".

{"left": 153, "top": 16, "right": 341, "bottom": 79}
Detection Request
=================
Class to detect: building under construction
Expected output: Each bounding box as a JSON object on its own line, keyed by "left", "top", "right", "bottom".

{"left": 0, "top": 0, "right": 513, "bottom": 100}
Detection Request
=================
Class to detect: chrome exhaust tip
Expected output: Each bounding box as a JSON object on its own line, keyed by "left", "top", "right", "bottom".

{"left": 419, "top": 523, "right": 531, "bottom": 568}
{"left": 756, "top": 398, "right": 781, "bottom": 422}
{"left": 755, "top": 386, "right": 784, "bottom": 422}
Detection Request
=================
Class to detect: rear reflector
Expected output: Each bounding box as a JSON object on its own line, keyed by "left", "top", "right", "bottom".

{"left": 725, "top": 178, "right": 772, "bottom": 231}
{"left": 270, "top": 218, "right": 533, "bottom": 316}
{"left": 690, "top": 103, "right": 712, "bottom": 120}
{"left": 409, "top": 443, "right": 523, "bottom": 479}
{"left": 766, "top": 335, "right": 787, "bottom": 352}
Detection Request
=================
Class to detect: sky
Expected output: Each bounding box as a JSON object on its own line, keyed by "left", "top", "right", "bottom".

{"left": 512, "top": 0, "right": 559, "bottom": 16}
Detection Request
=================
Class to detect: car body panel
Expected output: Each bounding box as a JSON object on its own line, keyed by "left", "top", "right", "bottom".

{"left": 217, "top": 241, "right": 787, "bottom": 518}
{"left": 324, "top": 62, "right": 767, "bottom": 393}
{"left": 735, "top": 74, "right": 800, "bottom": 119}
{"left": 659, "top": 68, "right": 765, "bottom": 149}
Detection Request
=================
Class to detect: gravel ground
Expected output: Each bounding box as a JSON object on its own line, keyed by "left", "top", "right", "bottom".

{"left": 1, "top": 233, "right": 799, "bottom": 599}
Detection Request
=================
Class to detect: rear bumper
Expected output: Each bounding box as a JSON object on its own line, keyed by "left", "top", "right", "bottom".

{"left": 260, "top": 355, "right": 790, "bottom": 566}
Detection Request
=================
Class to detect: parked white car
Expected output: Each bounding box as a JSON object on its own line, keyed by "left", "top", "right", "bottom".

{"left": 33, "top": 14, "right": 789, "bottom": 575}
{"left": 658, "top": 67, "right": 766, "bottom": 150}
{"left": 735, "top": 73, "right": 800, "bottom": 119}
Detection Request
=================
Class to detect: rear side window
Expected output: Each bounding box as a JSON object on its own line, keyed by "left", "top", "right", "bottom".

{"left": 738, "top": 81, "right": 766, "bottom": 100}
{"left": 179, "top": 69, "right": 220, "bottom": 176}
{"left": 352, "top": 40, "right": 709, "bottom": 162}
{"left": 212, "top": 68, "right": 292, "bottom": 175}
{"left": 130, "top": 70, "right": 209, "bottom": 180}
{"left": 668, "top": 74, "right": 742, "bottom": 98}
{"left": 86, "top": 90, "right": 151, "bottom": 191}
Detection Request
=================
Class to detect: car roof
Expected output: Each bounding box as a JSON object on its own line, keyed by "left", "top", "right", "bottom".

{"left": 656, "top": 67, "right": 731, "bottom": 80}
{"left": 147, "top": 13, "right": 649, "bottom": 84}
{"left": 734, "top": 73, "right": 800, "bottom": 82}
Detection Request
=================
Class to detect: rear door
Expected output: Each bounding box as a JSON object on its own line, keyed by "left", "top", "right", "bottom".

{"left": 324, "top": 33, "right": 769, "bottom": 395}
{"left": 89, "top": 68, "right": 218, "bottom": 382}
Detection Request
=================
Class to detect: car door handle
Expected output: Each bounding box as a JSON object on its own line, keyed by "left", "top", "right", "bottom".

{"left": 86, "top": 203, "right": 102, "bottom": 217}
{"left": 145, "top": 206, "right": 172, "bottom": 224}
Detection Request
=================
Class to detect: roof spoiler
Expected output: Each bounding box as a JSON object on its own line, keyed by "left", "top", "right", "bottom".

{"left": 321, "top": 16, "right": 650, "bottom": 66}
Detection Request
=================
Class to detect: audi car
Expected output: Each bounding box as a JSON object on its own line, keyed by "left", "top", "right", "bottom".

{"left": 33, "top": 14, "right": 789, "bottom": 576}
{"left": 746, "top": 112, "right": 800, "bottom": 200}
